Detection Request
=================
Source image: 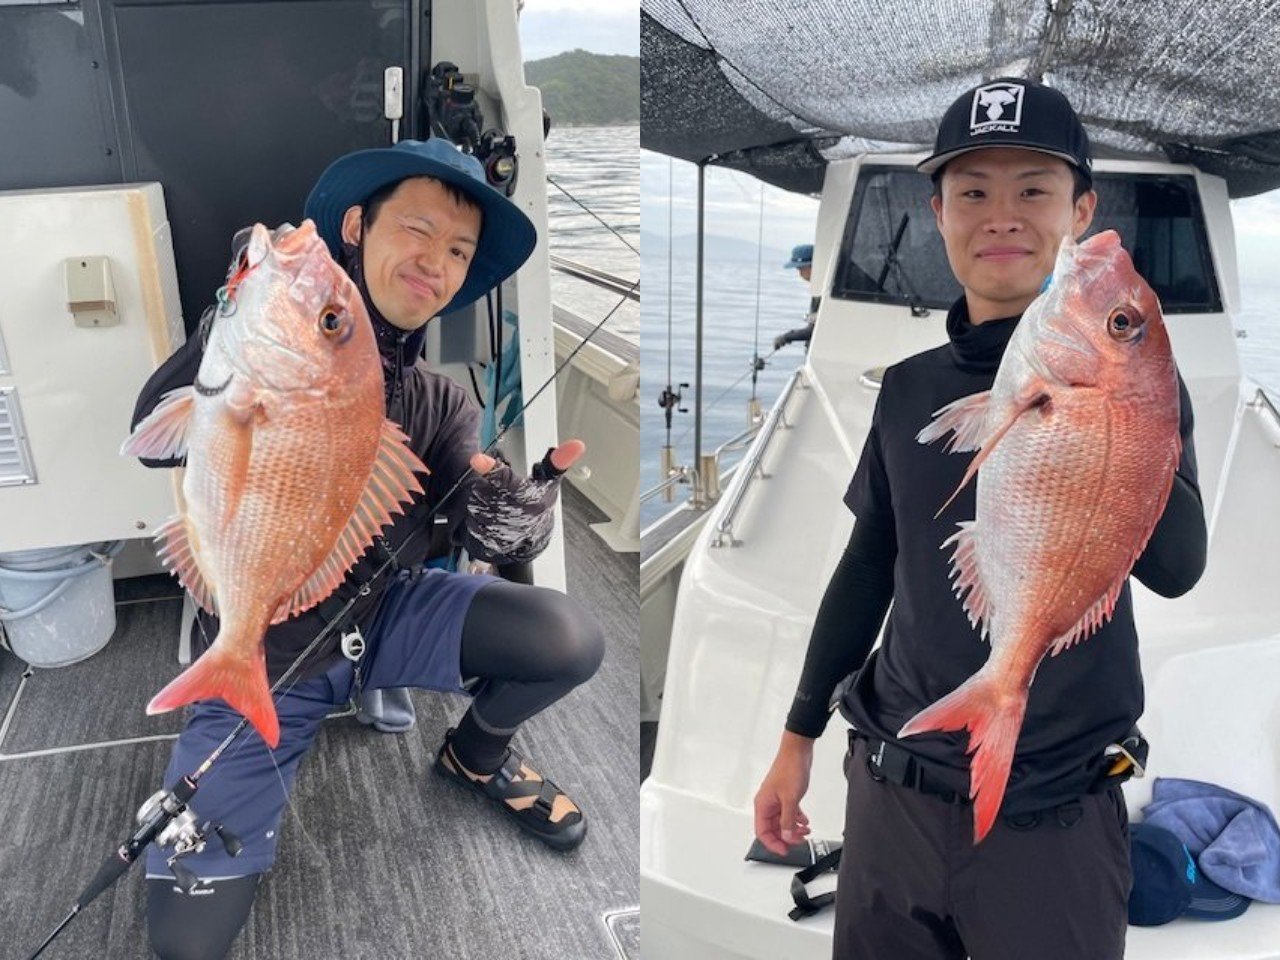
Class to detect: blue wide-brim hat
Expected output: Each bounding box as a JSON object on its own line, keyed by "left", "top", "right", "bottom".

{"left": 784, "top": 243, "right": 813, "bottom": 269}
{"left": 304, "top": 138, "right": 536, "bottom": 315}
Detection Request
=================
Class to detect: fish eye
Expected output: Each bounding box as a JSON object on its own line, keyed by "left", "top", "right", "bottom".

{"left": 1108, "top": 307, "right": 1142, "bottom": 341}
{"left": 319, "top": 309, "right": 343, "bottom": 336}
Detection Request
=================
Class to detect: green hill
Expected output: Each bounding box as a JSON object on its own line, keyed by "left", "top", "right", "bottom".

{"left": 525, "top": 50, "right": 638, "bottom": 127}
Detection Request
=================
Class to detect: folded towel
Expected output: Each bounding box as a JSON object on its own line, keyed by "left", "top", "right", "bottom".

{"left": 1143, "top": 778, "right": 1280, "bottom": 903}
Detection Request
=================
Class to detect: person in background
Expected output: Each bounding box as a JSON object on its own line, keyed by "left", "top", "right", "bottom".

{"left": 773, "top": 243, "right": 820, "bottom": 351}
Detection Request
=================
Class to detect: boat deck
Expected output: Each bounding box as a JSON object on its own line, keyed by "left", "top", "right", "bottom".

{"left": 0, "top": 485, "right": 638, "bottom": 960}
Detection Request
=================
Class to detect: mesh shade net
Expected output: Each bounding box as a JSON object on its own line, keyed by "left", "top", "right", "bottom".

{"left": 641, "top": 0, "right": 1280, "bottom": 198}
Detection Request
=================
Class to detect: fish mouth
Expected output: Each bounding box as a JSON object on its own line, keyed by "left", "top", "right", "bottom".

{"left": 194, "top": 371, "right": 234, "bottom": 397}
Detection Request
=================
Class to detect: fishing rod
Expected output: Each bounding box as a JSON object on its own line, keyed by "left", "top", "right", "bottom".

{"left": 749, "top": 183, "right": 767, "bottom": 422}
{"left": 546, "top": 176, "right": 639, "bottom": 256}
{"left": 20, "top": 275, "right": 638, "bottom": 960}
{"left": 657, "top": 157, "right": 687, "bottom": 497}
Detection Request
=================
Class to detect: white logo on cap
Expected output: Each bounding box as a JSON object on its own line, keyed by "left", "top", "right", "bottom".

{"left": 970, "top": 82, "right": 1025, "bottom": 135}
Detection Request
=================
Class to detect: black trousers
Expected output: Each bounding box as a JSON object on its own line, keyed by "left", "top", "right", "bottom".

{"left": 833, "top": 737, "right": 1132, "bottom": 960}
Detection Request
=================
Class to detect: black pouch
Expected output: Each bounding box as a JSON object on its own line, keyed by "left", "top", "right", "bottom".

{"left": 744, "top": 837, "right": 842, "bottom": 868}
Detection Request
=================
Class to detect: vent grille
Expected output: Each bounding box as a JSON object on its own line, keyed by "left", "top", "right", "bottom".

{"left": 0, "top": 387, "right": 37, "bottom": 487}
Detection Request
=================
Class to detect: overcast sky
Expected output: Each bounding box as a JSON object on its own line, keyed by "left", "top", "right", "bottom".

{"left": 521, "top": 0, "right": 639, "bottom": 61}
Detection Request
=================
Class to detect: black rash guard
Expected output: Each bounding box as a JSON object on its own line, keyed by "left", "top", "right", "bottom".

{"left": 785, "top": 297, "right": 1207, "bottom": 814}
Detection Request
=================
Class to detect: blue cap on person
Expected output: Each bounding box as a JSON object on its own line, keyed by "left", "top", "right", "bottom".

{"left": 304, "top": 138, "right": 537, "bottom": 315}
{"left": 1128, "top": 823, "right": 1251, "bottom": 925}
{"left": 784, "top": 244, "right": 813, "bottom": 270}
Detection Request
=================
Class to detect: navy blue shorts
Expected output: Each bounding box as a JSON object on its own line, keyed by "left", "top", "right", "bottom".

{"left": 145, "top": 566, "right": 497, "bottom": 881}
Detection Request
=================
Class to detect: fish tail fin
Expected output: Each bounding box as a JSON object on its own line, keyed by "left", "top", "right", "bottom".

{"left": 898, "top": 673, "right": 1027, "bottom": 844}
{"left": 147, "top": 645, "right": 280, "bottom": 748}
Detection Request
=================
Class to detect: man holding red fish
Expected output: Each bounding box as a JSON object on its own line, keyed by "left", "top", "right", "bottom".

{"left": 128, "top": 139, "right": 603, "bottom": 959}
{"left": 754, "top": 79, "right": 1207, "bottom": 958}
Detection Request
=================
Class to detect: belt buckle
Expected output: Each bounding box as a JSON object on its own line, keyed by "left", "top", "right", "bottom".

{"left": 865, "top": 740, "right": 887, "bottom": 782}
{"left": 1104, "top": 738, "right": 1146, "bottom": 779}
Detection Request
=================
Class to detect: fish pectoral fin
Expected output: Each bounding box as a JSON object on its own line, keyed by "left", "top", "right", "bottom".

{"left": 154, "top": 515, "right": 217, "bottom": 614}
{"left": 941, "top": 522, "right": 992, "bottom": 640}
{"left": 121, "top": 387, "right": 195, "bottom": 460}
{"left": 917, "top": 390, "right": 993, "bottom": 453}
{"left": 270, "top": 419, "right": 430, "bottom": 624}
{"left": 930, "top": 387, "right": 1052, "bottom": 519}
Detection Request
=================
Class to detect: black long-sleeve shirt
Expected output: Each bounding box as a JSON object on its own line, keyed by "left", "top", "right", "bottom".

{"left": 785, "top": 297, "right": 1207, "bottom": 814}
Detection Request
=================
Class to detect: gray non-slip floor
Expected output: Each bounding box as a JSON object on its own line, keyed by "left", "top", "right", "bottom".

{"left": 0, "top": 486, "right": 638, "bottom": 960}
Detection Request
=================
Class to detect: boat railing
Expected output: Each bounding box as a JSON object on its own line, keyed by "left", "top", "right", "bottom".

{"left": 550, "top": 254, "right": 639, "bottom": 302}
{"left": 641, "top": 465, "right": 699, "bottom": 506}
{"left": 710, "top": 367, "right": 805, "bottom": 548}
{"left": 640, "top": 416, "right": 769, "bottom": 510}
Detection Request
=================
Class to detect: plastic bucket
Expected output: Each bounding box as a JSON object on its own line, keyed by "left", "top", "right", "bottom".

{"left": 0, "top": 541, "right": 125, "bottom": 667}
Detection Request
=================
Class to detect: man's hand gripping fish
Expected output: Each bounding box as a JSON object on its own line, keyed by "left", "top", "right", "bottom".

{"left": 122, "top": 221, "right": 427, "bottom": 748}
{"left": 897, "top": 230, "right": 1181, "bottom": 843}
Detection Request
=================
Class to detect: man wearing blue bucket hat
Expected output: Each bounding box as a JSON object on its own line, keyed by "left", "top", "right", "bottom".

{"left": 773, "top": 243, "right": 818, "bottom": 351}
{"left": 131, "top": 138, "right": 604, "bottom": 960}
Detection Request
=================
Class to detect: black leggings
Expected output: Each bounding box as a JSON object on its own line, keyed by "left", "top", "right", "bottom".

{"left": 460, "top": 579, "right": 604, "bottom": 735}
{"left": 147, "top": 582, "right": 602, "bottom": 960}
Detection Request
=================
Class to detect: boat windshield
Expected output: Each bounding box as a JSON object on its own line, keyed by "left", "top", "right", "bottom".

{"left": 832, "top": 167, "right": 1222, "bottom": 315}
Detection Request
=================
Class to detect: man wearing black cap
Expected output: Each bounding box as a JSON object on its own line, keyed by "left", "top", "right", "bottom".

{"left": 130, "top": 139, "right": 605, "bottom": 960}
{"left": 754, "top": 78, "right": 1207, "bottom": 958}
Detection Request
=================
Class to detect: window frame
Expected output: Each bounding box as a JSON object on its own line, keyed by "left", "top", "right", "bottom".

{"left": 830, "top": 166, "right": 1224, "bottom": 315}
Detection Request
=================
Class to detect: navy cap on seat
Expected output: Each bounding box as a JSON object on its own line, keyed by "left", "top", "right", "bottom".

{"left": 304, "top": 138, "right": 537, "bottom": 315}
{"left": 918, "top": 77, "right": 1092, "bottom": 186}
{"left": 1129, "top": 823, "right": 1250, "bottom": 926}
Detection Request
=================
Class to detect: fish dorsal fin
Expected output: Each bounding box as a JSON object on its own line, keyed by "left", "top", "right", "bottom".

{"left": 121, "top": 387, "right": 195, "bottom": 460}
{"left": 941, "top": 521, "right": 993, "bottom": 641}
{"left": 154, "top": 515, "right": 217, "bottom": 614}
{"left": 270, "top": 420, "right": 428, "bottom": 624}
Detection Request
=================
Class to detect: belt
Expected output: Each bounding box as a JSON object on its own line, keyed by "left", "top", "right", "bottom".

{"left": 850, "top": 726, "right": 1147, "bottom": 811}
{"left": 853, "top": 729, "right": 969, "bottom": 805}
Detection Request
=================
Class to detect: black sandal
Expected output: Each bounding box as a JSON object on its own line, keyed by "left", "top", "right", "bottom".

{"left": 434, "top": 729, "right": 588, "bottom": 852}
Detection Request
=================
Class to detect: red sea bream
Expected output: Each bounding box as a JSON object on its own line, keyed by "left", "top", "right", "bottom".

{"left": 898, "top": 230, "right": 1181, "bottom": 843}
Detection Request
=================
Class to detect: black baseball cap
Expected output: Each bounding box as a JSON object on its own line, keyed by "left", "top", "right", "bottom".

{"left": 917, "top": 77, "right": 1092, "bottom": 186}
{"left": 1128, "top": 823, "right": 1250, "bottom": 926}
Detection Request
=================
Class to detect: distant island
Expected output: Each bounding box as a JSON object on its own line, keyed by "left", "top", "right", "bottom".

{"left": 525, "top": 49, "right": 638, "bottom": 127}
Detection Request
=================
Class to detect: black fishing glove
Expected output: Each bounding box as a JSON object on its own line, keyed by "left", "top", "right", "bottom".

{"left": 463, "top": 448, "right": 567, "bottom": 564}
